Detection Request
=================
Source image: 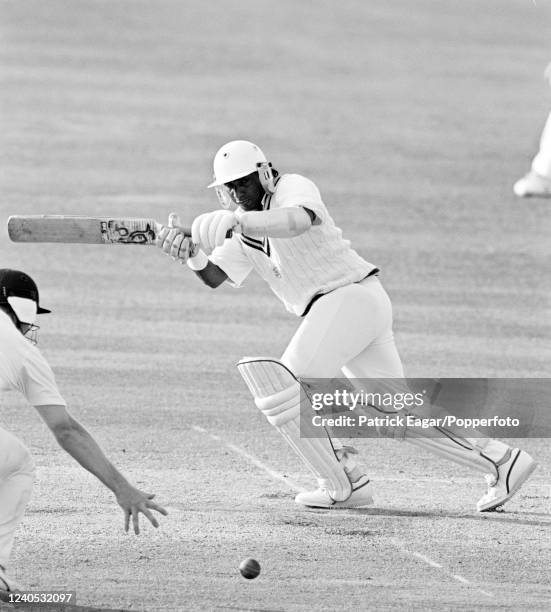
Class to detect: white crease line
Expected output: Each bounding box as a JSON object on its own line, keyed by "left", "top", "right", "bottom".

{"left": 391, "top": 538, "right": 494, "bottom": 598}
{"left": 192, "top": 426, "right": 307, "bottom": 493}
{"left": 410, "top": 551, "right": 443, "bottom": 569}
{"left": 451, "top": 574, "right": 471, "bottom": 585}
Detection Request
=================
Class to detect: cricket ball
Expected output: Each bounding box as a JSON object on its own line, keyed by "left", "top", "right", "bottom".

{"left": 239, "top": 557, "right": 261, "bottom": 579}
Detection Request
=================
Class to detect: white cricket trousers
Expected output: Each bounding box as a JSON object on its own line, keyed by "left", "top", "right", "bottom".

{"left": 0, "top": 426, "right": 34, "bottom": 569}
{"left": 282, "top": 275, "right": 404, "bottom": 379}
{"left": 532, "top": 110, "right": 551, "bottom": 178}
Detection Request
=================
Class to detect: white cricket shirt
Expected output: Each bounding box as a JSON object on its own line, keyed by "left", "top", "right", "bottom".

{"left": 0, "top": 310, "right": 66, "bottom": 407}
{"left": 209, "top": 173, "right": 376, "bottom": 316}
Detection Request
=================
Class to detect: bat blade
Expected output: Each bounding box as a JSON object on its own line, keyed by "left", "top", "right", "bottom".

{"left": 7, "top": 215, "right": 188, "bottom": 245}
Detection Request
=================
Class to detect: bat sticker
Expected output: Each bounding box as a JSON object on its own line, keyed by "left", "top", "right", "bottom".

{"left": 100, "top": 220, "right": 156, "bottom": 244}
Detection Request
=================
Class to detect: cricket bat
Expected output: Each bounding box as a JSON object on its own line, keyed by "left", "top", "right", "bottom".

{"left": 7, "top": 215, "right": 191, "bottom": 245}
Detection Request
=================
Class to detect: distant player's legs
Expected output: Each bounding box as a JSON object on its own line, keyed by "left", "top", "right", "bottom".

{"left": 0, "top": 427, "right": 34, "bottom": 589}
{"left": 532, "top": 110, "right": 551, "bottom": 178}
{"left": 514, "top": 110, "right": 551, "bottom": 197}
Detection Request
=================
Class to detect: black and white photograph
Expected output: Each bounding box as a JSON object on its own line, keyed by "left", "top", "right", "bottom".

{"left": 1, "top": 1, "right": 550, "bottom": 610}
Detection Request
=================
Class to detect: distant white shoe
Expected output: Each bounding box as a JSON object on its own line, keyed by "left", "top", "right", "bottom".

{"left": 295, "top": 475, "right": 374, "bottom": 509}
{"left": 513, "top": 171, "right": 551, "bottom": 197}
{"left": 477, "top": 448, "right": 537, "bottom": 512}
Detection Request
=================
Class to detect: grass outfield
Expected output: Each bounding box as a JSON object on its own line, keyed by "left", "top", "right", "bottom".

{"left": 1, "top": 1, "right": 550, "bottom": 610}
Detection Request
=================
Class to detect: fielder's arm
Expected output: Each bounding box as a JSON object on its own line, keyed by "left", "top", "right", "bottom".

{"left": 34, "top": 404, "right": 168, "bottom": 534}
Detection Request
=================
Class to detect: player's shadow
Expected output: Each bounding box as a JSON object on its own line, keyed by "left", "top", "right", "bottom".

{"left": 304, "top": 506, "right": 551, "bottom": 527}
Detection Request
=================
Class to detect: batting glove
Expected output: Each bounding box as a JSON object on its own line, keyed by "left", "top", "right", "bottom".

{"left": 191, "top": 210, "right": 237, "bottom": 253}
{"left": 157, "top": 212, "right": 193, "bottom": 264}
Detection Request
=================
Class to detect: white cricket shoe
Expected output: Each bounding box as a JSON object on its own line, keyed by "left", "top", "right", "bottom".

{"left": 513, "top": 171, "right": 551, "bottom": 197}
{"left": 477, "top": 448, "right": 537, "bottom": 512}
{"left": 295, "top": 475, "right": 374, "bottom": 509}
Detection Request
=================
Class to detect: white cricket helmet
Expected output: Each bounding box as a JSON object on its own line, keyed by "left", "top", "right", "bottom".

{"left": 207, "top": 140, "right": 275, "bottom": 208}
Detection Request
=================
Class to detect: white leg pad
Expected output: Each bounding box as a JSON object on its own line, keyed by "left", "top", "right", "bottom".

{"left": 237, "top": 358, "right": 352, "bottom": 502}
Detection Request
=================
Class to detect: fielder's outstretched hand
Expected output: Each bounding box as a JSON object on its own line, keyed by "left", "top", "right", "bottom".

{"left": 156, "top": 212, "right": 195, "bottom": 263}
{"left": 115, "top": 484, "right": 168, "bottom": 535}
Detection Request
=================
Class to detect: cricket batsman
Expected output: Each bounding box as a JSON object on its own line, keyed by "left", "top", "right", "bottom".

{"left": 157, "top": 140, "right": 536, "bottom": 512}
{"left": 0, "top": 269, "right": 167, "bottom": 594}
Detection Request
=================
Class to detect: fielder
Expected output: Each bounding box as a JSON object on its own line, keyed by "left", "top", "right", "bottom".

{"left": 514, "top": 61, "right": 551, "bottom": 197}
{"left": 157, "top": 140, "right": 536, "bottom": 512}
{"left": 0, "top": 269, "right": 167, "bottom": 593}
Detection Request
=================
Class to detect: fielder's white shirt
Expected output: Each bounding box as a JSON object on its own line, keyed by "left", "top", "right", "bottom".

{"left": 0, "top": 310, "right": 66, "bottom": 407}
{"left": 209, "top": 173, "right": 376, "bottom": 315}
